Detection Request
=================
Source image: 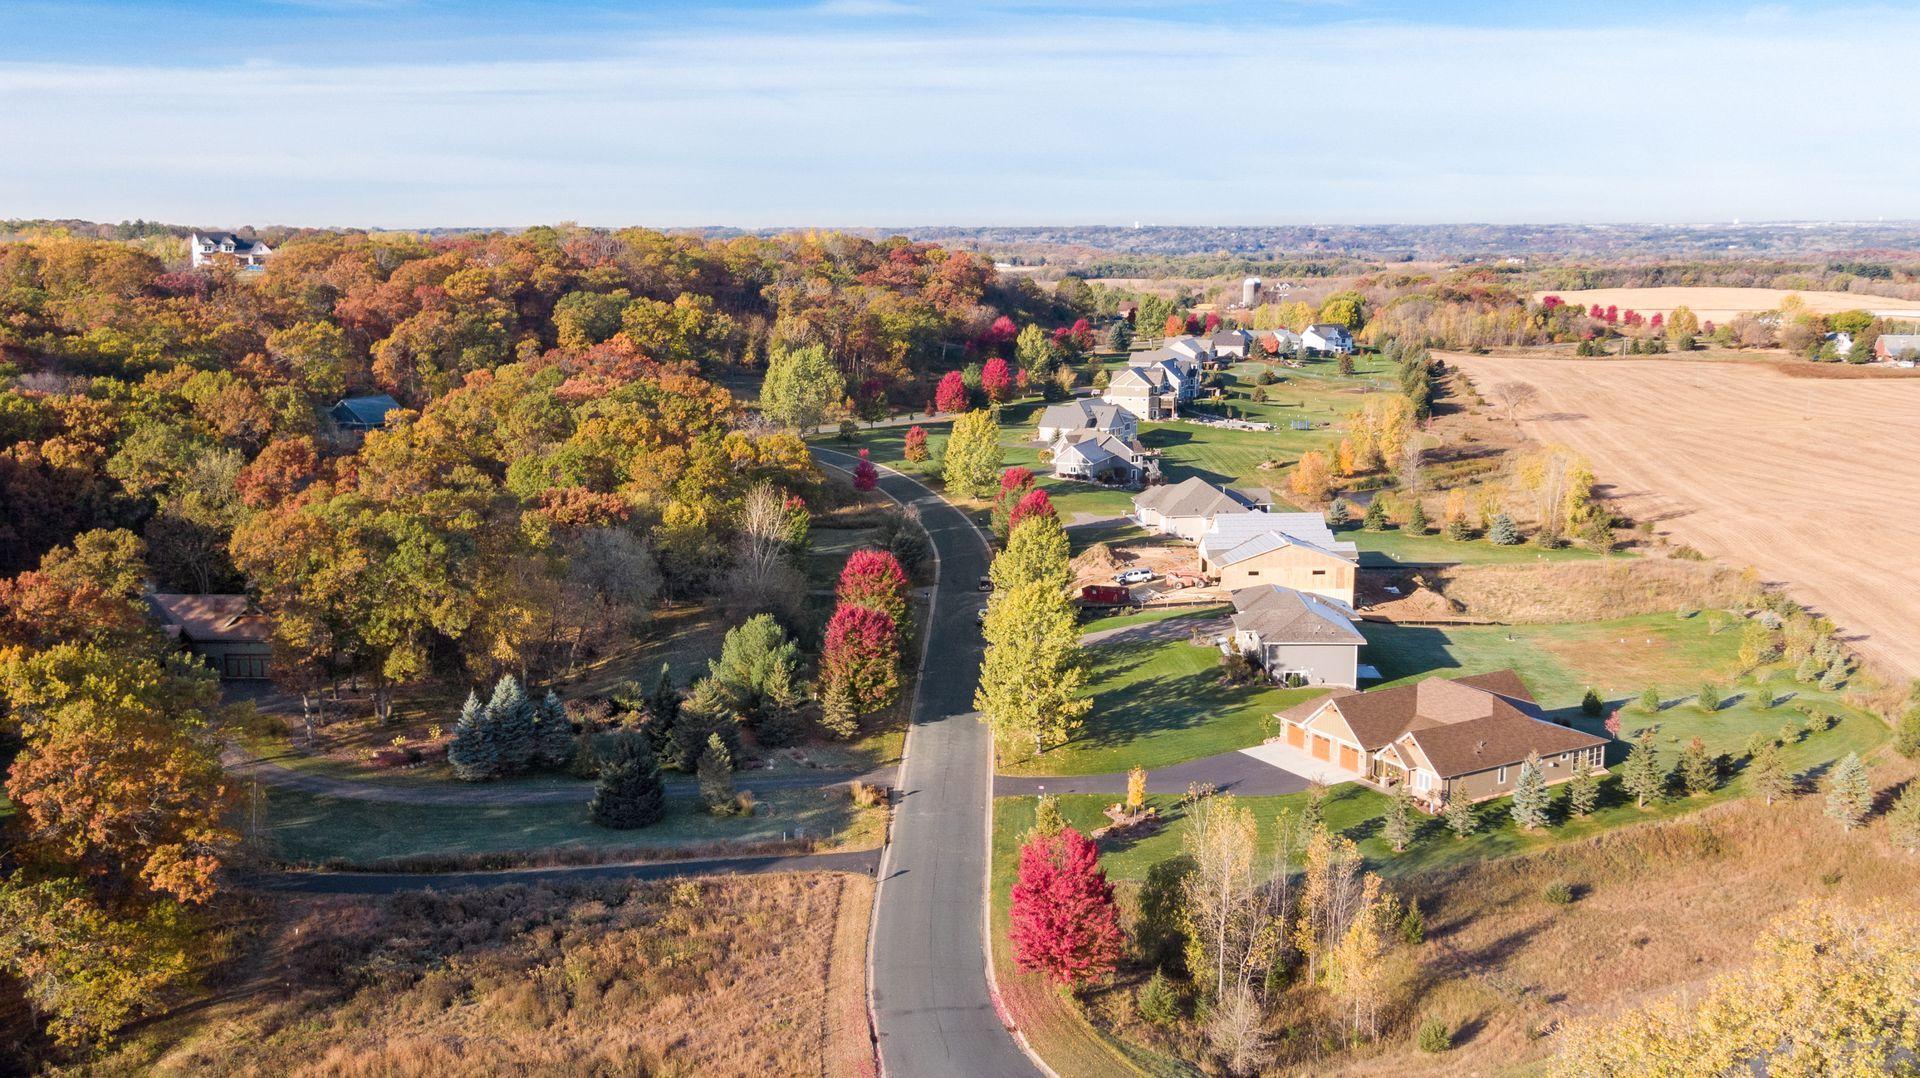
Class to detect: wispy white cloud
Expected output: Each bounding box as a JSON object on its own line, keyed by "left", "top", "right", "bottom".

{"left": 0, "top": 4, "right": 1915, "bottom": 226}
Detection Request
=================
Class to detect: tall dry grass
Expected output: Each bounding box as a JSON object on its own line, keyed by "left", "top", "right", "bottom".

{"left": 1433, "top": 560, "right": 1753, "bottom": 623}
{"left": 87, "top": 873, "right": 875, "bottom": 1078}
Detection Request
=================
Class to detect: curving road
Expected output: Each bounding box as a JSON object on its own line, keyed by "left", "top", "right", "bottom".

{"left": 812, "top": 447, "right": 1041, "bottom": 1078}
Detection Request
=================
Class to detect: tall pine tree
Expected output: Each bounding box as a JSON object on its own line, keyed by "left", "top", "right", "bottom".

{"left": 448, "top": 689, "right": 498, "bottom": 781}
{"left": 697, "top": 733, "right": 736, "bottom": 814}
{"left": 533, "top": 689, "right": 574, "bottom": 768}
{"left": 488, "top": 675, "right": 536, "bottom": 774}
{"left": 1510, "top": 752, "right": 1550, "bottom": 830}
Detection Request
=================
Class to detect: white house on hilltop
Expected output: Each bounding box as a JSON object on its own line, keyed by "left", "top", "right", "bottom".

{"left": 189, "top": 231, "right": 272, "bottom": 269}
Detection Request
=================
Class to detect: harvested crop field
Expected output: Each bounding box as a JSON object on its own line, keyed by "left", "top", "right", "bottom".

{"left": 1448, "top": 354, "right": 1920, "bottom": 678}
{"left": 1529, "top": 285, "right": 1920, "bottom": 324}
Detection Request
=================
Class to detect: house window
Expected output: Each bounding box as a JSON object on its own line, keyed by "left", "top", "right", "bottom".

{"left": 1312, "top": 569, "right": 1326, "bottom": 577}
{"left": 1413, "top": 771, "right": 1430, "bottom": 791}
{"left": 1496, "top": 765, "right": 1507, "bottom": 783}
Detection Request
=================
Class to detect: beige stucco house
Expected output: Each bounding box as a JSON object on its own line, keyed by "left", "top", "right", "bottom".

{"left": 1196, "top": 511, "right": 1358, "bottom": 606}
{"left": 1275, "top": 671, "right": 1607, "bottom": 810}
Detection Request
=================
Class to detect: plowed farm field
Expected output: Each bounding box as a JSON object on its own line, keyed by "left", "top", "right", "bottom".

{"left": 1448, "top": 355, "right": 1920, "bottom": 678}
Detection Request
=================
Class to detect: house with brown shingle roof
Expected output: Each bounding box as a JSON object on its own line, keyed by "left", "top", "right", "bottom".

{"left": 147, "top": 593, "right": 274, "bottom": 679}
{"left": 1274, "top": 671, "right": 1606, "bottom": 809}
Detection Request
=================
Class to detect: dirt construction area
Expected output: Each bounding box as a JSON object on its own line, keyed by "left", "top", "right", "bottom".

{"left": 1447, "top": 354, "right": 1920, "bottom": 679}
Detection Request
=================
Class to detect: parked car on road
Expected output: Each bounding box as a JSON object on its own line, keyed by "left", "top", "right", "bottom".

{"left": 977, "top": 576, "right": 993, "bottom": 592}
{"left": 1115, "top": 568, "right": 1156, "bottom": 584}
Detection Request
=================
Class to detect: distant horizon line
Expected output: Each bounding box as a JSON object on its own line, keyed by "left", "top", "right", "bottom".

{"left": 18, "top": 218, "right": 1920, "bottom": 235}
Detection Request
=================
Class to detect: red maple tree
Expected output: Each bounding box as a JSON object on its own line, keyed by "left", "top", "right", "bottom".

{"left": 935, "top": 370, "right": 967, "bottom": 413}
{"left": 1008, "top": 488, "right": 1056, "bottom": 530}
{"left": 852, "top": 448, "right": 878, "bottom": 492}
{"left": 1009, "top": 827, "right": 1124, "bottom": 986}
{"left": 982, "top": 357, "right": 1014, "bottom": 402}
{"left": 821, "top": 604, "right": 901, "bottom": 716}
{"left": 837, "top": 548, "right": 910, "bottom": 628}
{"left": 903, "top": 424, "right": 928, "bottom": 462}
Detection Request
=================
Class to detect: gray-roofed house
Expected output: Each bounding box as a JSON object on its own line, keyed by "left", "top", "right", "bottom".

{"left": 1210, "top": 329, "right": 1254, "bottom": 360}
{"left": 1262, "top": 329, "right": 1303, "bottom": 356}
{"left": 1229, "top": 584, "right": 1364, "bottom": 688}
{"left": 330, "top": 393, "right": 403, "bottom": 432}
{"left": 148, "top": 593, "right": 274, "bottom": 679}
{"left": 189, "top": 231, "right": 272, "bottom": 269}
{"left": 1103, "top": 364, "right": 1180, "bottom": 420}
{"left": 1131, "top": 476, "right": 1268, "bottom": 541}
{"left": 1197, "top": 510, "right": 1359, "bottom": 606}
{"left": 1874, "top": 334, "right": 1920, "bottom": 363}
{"left": 1163, "top": 336, "right": 1215, "bottom": 365}
{"left": 1036, "top": 400, "right": 1136, "bottom": 444}
{"left": 1302, "top": 323, "right": 1355, "bottom": 355}
{"left": 1274, "top": 670, "right": 1607, "bottom": 810}
{"left": 1050, "top": 430, "right": 1156, "bottom": 485}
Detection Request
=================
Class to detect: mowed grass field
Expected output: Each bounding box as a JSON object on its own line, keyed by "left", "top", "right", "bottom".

{"left": 1448, "top": 354, "right": 1920, "bottom": 679}
{"left": 1529, "top": 285, "right": 1920, "bottom": 323}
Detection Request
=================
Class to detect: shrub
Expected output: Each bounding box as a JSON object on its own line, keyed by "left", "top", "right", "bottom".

{"left": 1543, "top": 880, "right": 1575, "bottom": 905}
{"left": 850, "top": 780, "right": 887, "bottom": 809}
{"left": 1696, "top": 682, "right": 1721, "bottom": 713}
{"left": 1639, "top": 686, "right": 1663, "bottom": 714}
{"left": 1417, "top": 1018, "right": 1453, "bottom": 1053}
{"left": 1136, "top": 971, "right": 1180, "bottom": 1027}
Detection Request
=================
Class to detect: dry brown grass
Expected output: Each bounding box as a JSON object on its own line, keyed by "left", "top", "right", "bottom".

{"left": 1529, "top": 286, "right": 1920, "bottom": 325}
{"left": 1430, "top": 560, "right": 1754, "bottom": 624}
{"left": 1447, "top": 354, "right": 1920, "bottom": 680}
{"left": 1328, "top": 767, "right": 1920, "bottom": 1076}
{"left": 90, "top": 873, "right": 876, "bottom": 1078}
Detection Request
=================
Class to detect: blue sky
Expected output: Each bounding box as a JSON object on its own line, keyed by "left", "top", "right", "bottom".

{"left": 1, "top": 1, "right": 1914, "bottom": 228}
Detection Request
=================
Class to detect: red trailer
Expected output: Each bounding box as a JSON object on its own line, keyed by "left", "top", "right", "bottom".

{"left": 1079, "top": 584, "right": 1133, "bottom": 607}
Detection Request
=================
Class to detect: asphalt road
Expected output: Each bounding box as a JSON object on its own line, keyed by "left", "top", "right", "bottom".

{"left": 813, "top": 447, "right": 1041, "bottom": 1078}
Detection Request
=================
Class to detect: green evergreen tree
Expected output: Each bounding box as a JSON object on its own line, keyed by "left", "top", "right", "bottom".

{"left": 1027, "top": 794, "right": 1067, "bottom": 842}
{"left": 1824, "top": 752, "right": 1871, "bottom": 831}
{"left": 1567, "top": 754, "right": 1599, "bottom": 817}
{"left": 533, "top": 689, "right": 575, "bottom": 768}
{"left": 671, "top": 679, "right": 743, "bottom": 771}
{"left": 1444, "top": 516, "right": 1472, "bottom": 541}
{"left": 448, "top": 689, "right": 499, "bottom": 781}
{"left": 1748, "top": 741, "right": 1793, "bottom": 806}
{"left": 1897, "top": 704, "right": 1920, "bottom": 759}
{"left": 1696, "top": 681, "right": 1722, "bottom": 713}
{"left": 1326, "top": 499, "right": 1350, "bottom": 527}
{"left": 1362, "top": 498, "right": 1389, "bottom": 532}
{"left": 1680, "top": 736, "right": 1717, "bottom": 795}
{"left": 1887, "top": 785, "right": 1920, "bottom": 853}
{"left": 1384, "top": 782, "right": 1417, "bottom": 852}
{"left": 1510, "top": 752, "right": 1550, "bottom": 830}
{"left": 1104, "top": 320, "right": 1131, "bottom": 353}
{"left": 589, "top": 734, "right": 666, "bottom": 829}
{"left": 646, "top": 663, "right": 682, "bottom": 758}
{"left": 1443, "top": 793, "right": 1475, "bottom": 838}
{"left": 1622, "top": 730, "right": 1664, "bottom": 808}
{"left": 1639, "top": 686, "right": 1663, "bottom": 714}
{"left": 1581, "top": 687, "right": 1604, "bottom": 717}
{"left": 1486, "top": 513, "right": 1522, "bottom": 545}
{"left": 697, "top": 732, "right": 736, "bottom": 814}
{"left": 486, "top": 675, "right": 536, "bottom": 774}
{"left": 1405, "top": 500, "right": 1429, "bottom": 535}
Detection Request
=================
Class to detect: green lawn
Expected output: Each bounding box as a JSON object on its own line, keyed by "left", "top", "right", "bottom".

{"left": 1078, "top": 604, "right": 1228, "bottom": 636}
{"left": 259, "top": 783, "right": 871, "bottom": 867}
{"left": 1345, "top": 525, "right": 1604, "bottom": 567}
{"left": 998, "top": 633, "right": 1324, "bottom": 776}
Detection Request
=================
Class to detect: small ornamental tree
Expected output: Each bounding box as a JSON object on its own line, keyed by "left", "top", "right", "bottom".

{"left": 982, "top": 357, "right": 1015, "bottom": 403}
{"left": 1567, "top": 754, "right": 1599, "bottom": 817}
{"left": 1126, "top": 766, "right": 1147, "bottom": 810}
{"left": 1510, "top": 752, "right": 1550, "bottom": 830}
{"left": 1486, "top": 513, "right": 1522, "bottom": 545}
{"left": 1680, "top": 736, "right": 1717, "bottom": 795}
{"left": 991, "top": 466, "right": 1037, "bottom": 542}
{"left": 903, "top": 424, "right": 929, "bottom": 462}
{"left": 1623, "top": 729, "right": 1664, "bottom": 808}
{"left": 1008, "top": 827, "right": 1125, "bottom": 988}
{"left": 1384, "top": 782, "right": 1417, "bottom": 852}
{"left": 836, "top": 548, "right": 911, "bottom": 631}
{"left": 852, "top": 448, "right": 878, "bottom": 492}
{"left": 820, "top": 604, "right": 902, "bottom": 735}
{"left": 1824, "top": 752, "right": 1871, "bottom": 831}
{"left": 1604, "top": 709, "right": 1623, "bottom": 738}
{"left": 589, "top": 735, "right": 666, "bottom": 829}
{"left": 934, "top": 370, "right": 968, "bottom": 414}
{"left": 1008, "top": 488, "right": 1057, "bottom": 532}
{"left": 1443, "top": 794, "right": 1475, "bottom": 839}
